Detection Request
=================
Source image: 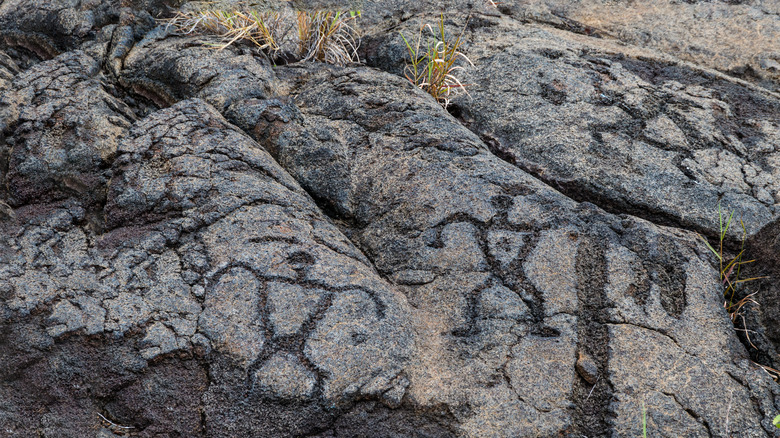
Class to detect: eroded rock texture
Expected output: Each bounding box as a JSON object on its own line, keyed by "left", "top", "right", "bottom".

{"left": 506, "top": 0, "right": 780, "bottom": 92}
{"left": 2, "top": 0, "right": 780, "bottom": 437}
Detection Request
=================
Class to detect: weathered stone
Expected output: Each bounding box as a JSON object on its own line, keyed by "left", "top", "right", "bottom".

{"left": 575, "top": 350, "right": 599, "bottom": 385}
{"left": 2, "top": 1, "right": 780, "bottom": 436}
{"left": 365, "top": 15, "right": 780, "bottom": 241}
{"left": 250, "top": 62, "right": 780, "bottom": 436}
{"left": 0, "top": 98, "right": 415, "bottom": 436}
{"left": 267, "top": 282, "right": 327, "bottom": 337}
{"left": 504, "top": 0, "right": 780, "bottom": 91}
{"left": 253, "top": 352, "right": 317, "bottom": 400}
{"left": 121, "top": 35, "right": 275, "bottom": 112}
{"left": 2, "top": 51, "right": 134, "bottom": 208}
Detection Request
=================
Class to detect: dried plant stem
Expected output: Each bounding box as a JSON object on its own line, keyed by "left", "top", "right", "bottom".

{"left": 400, "top": 15, "right": 474, "bottom": 108}
{"left": 165, "top": 4, "right": 361, "bottom": 65}
{"left": 698, "top": 204, "right": 766, "bottom": 325}
{"left": 166, "top": 6, "right": 292, "bottom": 54}
{"left": 296, "top": 10, "right": 361, "bottom": 64}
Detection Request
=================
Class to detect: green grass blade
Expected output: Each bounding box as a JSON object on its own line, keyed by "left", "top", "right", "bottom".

{"left": 698, "top": 234, "right": 722, "bottom": 262}
{"left": 722, "top": 209, "right": 734, "bottom": 240}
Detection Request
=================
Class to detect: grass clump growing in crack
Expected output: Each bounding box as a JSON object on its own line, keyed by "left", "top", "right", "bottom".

{"left": 698, "top": 204, "right": 766, "bottom": 347}
{"left": 399, "top": 15, "right": 474, "bottom": 108}
{"left": 165, "top": 3, "right": 361, "bottom": 65}
{"left": 166, "top": 6, "right": 292, "bottom": 55}
{"left": 296, "top": 10, "right": 361, "bottom": 64}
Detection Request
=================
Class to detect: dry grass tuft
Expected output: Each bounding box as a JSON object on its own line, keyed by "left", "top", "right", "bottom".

{"left": 399, "top": 15, "right": 474, "bottom": 108}
{"left": 296, "top": 10, "right": 361, "bottom": 64}
{"left": 166, "top": 6, "right": 293, "bottom": 55}
{"left": 165, "top": 3, "right": 361, "bottom": 65}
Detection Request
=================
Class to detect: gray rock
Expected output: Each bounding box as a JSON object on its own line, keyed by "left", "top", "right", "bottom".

{"left": 366, "top": 14, "right": 780, "bottom": 241}
{"left": 121, "top": 35, "right": 275, "bottom": 112}
{"left": 502, "top": 0, "right": 780, "bottom": 91}
{"left": 253, "top": 352, "right": 317, "bottom": 400}
{"left": 248, "top": 62, "right": 779, "bottom": 436}
{"left": 1, "top": 1, "right": 780, "bottom": 437}
{"left": 2, "top": 50, "right": 134, "bottom": 209}
{"left": 1, "top": 98, "right": 415, "bottom": 436}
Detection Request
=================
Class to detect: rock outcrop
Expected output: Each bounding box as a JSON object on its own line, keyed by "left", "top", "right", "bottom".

{"left": 506, "top": 0, "right": 780, "bottom": 92}
{"left": 1, "top": 0, "right": 780, "bottom": 437}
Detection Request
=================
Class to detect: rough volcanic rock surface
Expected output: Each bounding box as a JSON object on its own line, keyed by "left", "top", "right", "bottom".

{"left": 364, "top": 14, "right": 780, "bottom": 241}
{"left": 1, "top": 98, "right": 416, "bottom": 437}
{"left": 2, "top": 1, "right": 780, "bottom": 438}
{"left": 2, "top": 51, "right": 135, "bottom": 209}
{"left": 504, "top": 0, "right": 780, "bottom": 92}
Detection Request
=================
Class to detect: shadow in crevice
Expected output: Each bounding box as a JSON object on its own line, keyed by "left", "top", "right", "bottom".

{"left": 741, "top": 219, "right": 780, "bottom": 375}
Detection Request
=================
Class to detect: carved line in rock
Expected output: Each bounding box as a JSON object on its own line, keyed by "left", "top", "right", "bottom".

{"left": 113, "top": 43, "right": 396, "bottom": 282}
{"left": 426, "top": 207, "right": 547, "bottom": 334}
{"left": 1, "top": 8, "right": 772, "bottom": 436}
{"left": 202, "top": 257, "right": 390, "bottom": 402}
{"left": 573, "top": 233, "right": 613, "bottom": 436}
{"left": 466, "top": 64, "right": 774, "bottom": 245}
